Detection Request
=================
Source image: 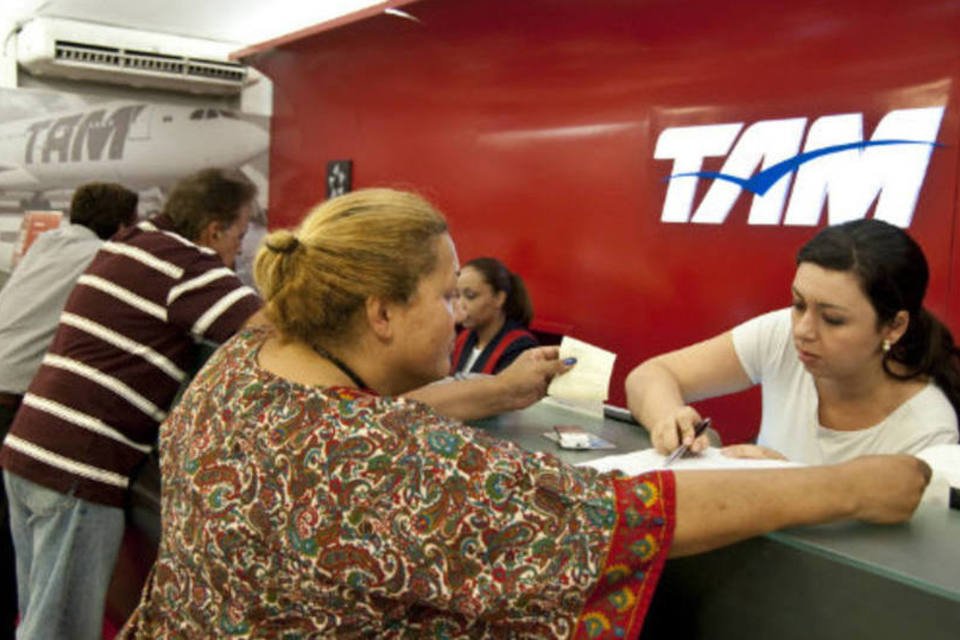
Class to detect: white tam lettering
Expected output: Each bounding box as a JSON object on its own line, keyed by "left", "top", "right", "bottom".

{"left": 655, "top": 123, "right": 742, "bottom": 223}
{"left": 783, "top": 107, "right": 944, "bottom": 228}
{"left": 690, "top": 118, "right": 807, "bottom": 225}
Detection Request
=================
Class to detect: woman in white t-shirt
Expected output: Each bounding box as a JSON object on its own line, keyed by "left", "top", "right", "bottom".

{"left": 625, "top": 219, "right": 960, "bottom": 464}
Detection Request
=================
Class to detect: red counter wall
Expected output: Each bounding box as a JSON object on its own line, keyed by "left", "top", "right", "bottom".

{"left": 250, "top": 0, "right": 960, "bottom": 443}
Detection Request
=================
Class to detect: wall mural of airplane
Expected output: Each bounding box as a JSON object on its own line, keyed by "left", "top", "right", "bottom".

{"left": 0, "top": 100, "right": 269, "bottom": 197}
{"left": 0, "top": 96, "right": 270, "bottom": 279}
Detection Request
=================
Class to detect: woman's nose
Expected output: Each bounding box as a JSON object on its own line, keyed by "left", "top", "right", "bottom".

{"left": 793, "top": 310, "right": 816, "bottom": 340}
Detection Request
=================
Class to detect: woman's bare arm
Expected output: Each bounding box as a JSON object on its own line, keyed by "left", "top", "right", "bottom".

{"left": 670, "top": 455, "right": 931, "bottom": 557}
{"left": 406, "top": 347, "right": 571, "bottom": 421}
{"left": 626, "top": 332, "right": 754, "bottom": 453}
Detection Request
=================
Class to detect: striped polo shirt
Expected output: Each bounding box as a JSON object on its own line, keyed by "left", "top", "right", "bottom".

{"left": 0, "top": 214, "right": 262, "bottom": 507}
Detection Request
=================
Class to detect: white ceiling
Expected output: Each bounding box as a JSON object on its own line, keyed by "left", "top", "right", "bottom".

{"left": 1, "top": 0, "right": 390, "bottom": 50}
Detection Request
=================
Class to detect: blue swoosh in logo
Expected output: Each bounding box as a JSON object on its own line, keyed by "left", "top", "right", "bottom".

{"left": 668, "top": 139, "right": 941, "bottom": 196}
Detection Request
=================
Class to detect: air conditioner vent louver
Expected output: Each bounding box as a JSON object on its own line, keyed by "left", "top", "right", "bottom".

{"left": 186, "top": 61, "right": 247, "bottom": 82}
{"left": 52, "top": 40, "right": 246, "bottom": 85}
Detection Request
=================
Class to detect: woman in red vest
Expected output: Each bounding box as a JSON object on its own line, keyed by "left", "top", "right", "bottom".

{"left": 452, "top": 257, "right": 538, "bottom": 375}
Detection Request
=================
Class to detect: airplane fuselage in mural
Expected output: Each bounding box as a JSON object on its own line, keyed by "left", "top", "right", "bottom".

{"left": 0, "top": 101, "right": 268, "bottom": 192}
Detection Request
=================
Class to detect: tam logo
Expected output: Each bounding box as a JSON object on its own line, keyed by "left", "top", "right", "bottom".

{"left": 655, "top": 107, "right": 944, "bottom": 227}
{"left": 24, "top": 104, "right": 146, "bottom": 166}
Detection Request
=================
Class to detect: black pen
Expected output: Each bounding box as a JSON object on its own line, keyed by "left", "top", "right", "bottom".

{"left": 662, "top": 417, "right": 711, "bottom": 467}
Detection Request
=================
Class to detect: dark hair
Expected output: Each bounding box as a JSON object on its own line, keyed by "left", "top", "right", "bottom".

{"left": 464, "top": 257, "right": 534, "bottom": 327}
{"left": 162, "top": 168, "right": 257, "bottom": 241}
{"left": 796, "top": 218, "right": 960, "bottom": 418}
{"left": 69, "top": 182, "right": 138, "bottom": 240}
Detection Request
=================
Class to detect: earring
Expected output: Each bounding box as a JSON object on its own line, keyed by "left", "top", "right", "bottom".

{"left": 882, "top": 339, "right": 891, "bottom": 354}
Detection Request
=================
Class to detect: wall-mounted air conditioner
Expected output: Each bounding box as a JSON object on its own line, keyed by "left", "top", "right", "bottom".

{"left": 16, "top": 17, "right": 255, "bottom": 95}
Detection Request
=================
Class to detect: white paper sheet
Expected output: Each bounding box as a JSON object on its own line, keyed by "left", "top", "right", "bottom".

{"left": 547, "top": 336, "right": 617, "bottom": 402}
{"left": 539, "top": 395, "right": 606, "bottom": 419}
{"left": 577, "top": 446, "right": 803, "bottom": 474}
{"left": 916, "top": 444, "right": 960, "bottom": 508}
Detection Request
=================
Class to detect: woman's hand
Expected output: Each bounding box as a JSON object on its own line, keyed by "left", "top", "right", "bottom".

{"left": 721, "top": 444, "right": 788, "bottom": 461}
{"left": 496, "top": 346, "right": 574, "bottom": 411}
{"left": 649, "top": 406, "right": 711, "bottom": 455}
{"left": 838, "top": 455, "right": 932, "bottom": 524}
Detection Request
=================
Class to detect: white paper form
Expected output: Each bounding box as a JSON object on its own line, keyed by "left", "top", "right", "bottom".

{"left": 916, "top": 444, "right": 960, "bottom": 509}
{"left": 547, "top": 336, "right": 617, "bottom": 402}
{"left": 578, "top": 447, "right": 803, "bottom": 475}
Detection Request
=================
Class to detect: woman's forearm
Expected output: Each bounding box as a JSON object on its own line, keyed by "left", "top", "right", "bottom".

{"left": 669, "top": 455, "right": 930, "bottom": 557}
{"left": 405, "top": 376, "right": 508, "bottom": 422}
{"left": 625, "top": 360, "right": 686, "bottom": 434}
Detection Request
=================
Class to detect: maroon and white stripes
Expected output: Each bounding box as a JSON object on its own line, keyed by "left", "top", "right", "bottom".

{"left": 0, "top": 215, "right": 261, "bottom": 507}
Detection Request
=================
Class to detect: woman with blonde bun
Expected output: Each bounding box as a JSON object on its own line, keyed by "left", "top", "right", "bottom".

{"left": 121, "top": 189, "right": 930, "bottom": 639}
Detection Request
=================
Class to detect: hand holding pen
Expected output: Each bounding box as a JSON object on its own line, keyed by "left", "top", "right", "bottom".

{"left": 663, "top": 417, "right": 712, "bottom": 467}
{"left": 648, "top": 405, "right": 711, "bottom": 455}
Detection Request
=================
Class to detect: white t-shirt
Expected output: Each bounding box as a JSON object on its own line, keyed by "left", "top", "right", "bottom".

{"left": 462, "top": 347, "right": 483, "bottom": 375}
{"left": 731, "top": 308, "right": 958, "bottom": 464}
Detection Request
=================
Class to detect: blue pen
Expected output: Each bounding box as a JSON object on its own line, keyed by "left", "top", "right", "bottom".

{"left": 662, "top": 417, "right": 711, "bottom": 467}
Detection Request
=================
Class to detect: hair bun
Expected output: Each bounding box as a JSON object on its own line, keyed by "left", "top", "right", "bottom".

{"left": 266, "top": 230, "right": 300, "bottom": 254}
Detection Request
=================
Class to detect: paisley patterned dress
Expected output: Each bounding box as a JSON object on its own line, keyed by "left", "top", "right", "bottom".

{"left": 120, "top": 328, "right": 675, "bottom": 639}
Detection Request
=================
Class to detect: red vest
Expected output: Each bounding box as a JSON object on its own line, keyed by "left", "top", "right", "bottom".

{"left": 451, "top": 328, "right": 534, "bottom": 375}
